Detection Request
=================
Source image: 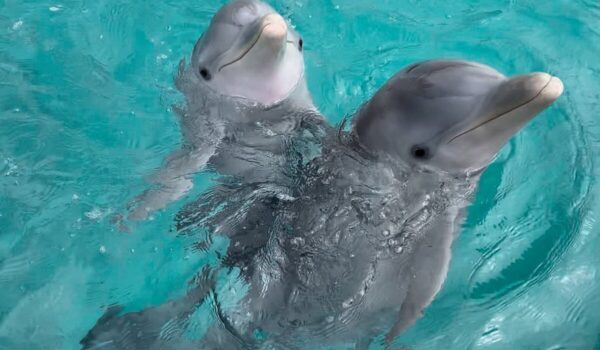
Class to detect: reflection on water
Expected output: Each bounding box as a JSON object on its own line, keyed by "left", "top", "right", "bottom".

{"left": 1, "top": 0, "right": 600, "bottom": 349}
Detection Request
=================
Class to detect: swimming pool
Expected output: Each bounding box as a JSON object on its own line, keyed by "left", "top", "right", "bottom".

{"left": 1, "top": 0, "right": 599, "bottom": 349}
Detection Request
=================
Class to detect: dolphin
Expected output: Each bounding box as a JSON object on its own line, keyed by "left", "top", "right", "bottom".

{"left": 180, "top": 60, "right": 563, "bottom": 349}
{"left": 83, "top": 60, "right": 563, "bottom": 349}
{"left": 126, "top": 0, "right": 323, "bottom": 221}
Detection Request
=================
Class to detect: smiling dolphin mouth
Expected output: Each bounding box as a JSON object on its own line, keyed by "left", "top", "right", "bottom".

{"left": 448, "top": 73, "right": 564, "bottom": 143}
{"left": 218, "top": 14, "right": 288, "bottom": 72}
{"left": 218, "top": 23, "right": 271, "bottom": 72}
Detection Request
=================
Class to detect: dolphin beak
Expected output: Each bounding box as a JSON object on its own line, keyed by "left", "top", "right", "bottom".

{"left": 260, "top": 13, "right": 288, "bottom": 41}
{"left": 448, "top": 72, "right": 564, "bottom": 145}
{"left": 217, "top": 13, "right": 288, "bottom": 72}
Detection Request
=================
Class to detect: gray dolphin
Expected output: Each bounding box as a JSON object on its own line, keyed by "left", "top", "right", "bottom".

{"left": 127, "top": 0, "right": 322, "bottom": 221}
{"left": 82, "top": 60, "right": 563, "bottom": 349}
{"left": 185, "top": 60, "right": 563, "bottom": 349}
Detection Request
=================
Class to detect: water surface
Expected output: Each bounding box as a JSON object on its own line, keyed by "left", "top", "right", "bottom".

{"left": 1, "top": 0, "right": 599, "bottom": 349}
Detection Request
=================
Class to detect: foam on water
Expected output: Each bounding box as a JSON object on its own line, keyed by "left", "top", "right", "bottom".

{"left": 1, "top": 0, "right": 600, "bottom": 349}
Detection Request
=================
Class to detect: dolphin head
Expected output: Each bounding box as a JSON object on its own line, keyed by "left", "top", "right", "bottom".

{"left": 353, "top": 60, "right": 564, "bottom": 174}
{"left": 191, "top": 0, "right": 305, "bottom": 106}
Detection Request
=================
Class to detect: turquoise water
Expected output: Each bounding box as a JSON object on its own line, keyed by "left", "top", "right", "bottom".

{"left": 1, "top": 0, "right": 600, "bottom": 349}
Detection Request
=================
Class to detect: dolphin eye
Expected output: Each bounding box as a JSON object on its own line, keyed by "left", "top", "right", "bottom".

{"left": 199, "top": 68, "right": 212, "bottom": 81}
{"left": 411, "top": 145, "right": 430, "bottom": 160}
{"left": 298, "top": 38, "right": 303, "bottom": 52}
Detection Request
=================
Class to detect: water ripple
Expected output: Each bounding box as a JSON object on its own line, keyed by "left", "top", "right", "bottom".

{"left": 1, "top": 0, "right": 600, "bottom": 349}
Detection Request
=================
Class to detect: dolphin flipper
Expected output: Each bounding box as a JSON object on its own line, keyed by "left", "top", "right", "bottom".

{"left": 81, "top": 269, "right": 215, "bottom": 350}
{"left": 385, "top": 210, "right": 464, "bottom": 345}
{"left": 127, "top": 147, "right": 216, "bottom": 221}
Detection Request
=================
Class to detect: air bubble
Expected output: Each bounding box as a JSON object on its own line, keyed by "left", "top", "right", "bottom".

{"left": 85, "top": 208, "right": 103, "bottom": 220}
{"left": 12, "top": 20, "right": 23, "bottom": 30}
{"left": 291, "top": 237, "right": 305, "bottom": 246}
{"left": 342, "top": 298, "right": 354, "bottom": 308}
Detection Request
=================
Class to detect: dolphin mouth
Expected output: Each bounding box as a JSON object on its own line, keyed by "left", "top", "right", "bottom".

{"left": 448, "top": 73, "right": 564, "bottom": 143}
{"left": 218, "top": 14, "right": 288, "bottom": 72}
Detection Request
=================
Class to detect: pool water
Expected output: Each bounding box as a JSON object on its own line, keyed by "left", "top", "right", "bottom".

{"left": 1, "top": 0, "right": 600, "bottom": 349}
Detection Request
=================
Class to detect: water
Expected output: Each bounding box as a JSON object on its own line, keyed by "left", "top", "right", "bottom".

{"left": 1, "top": 0, "right": 599, "bottom": 349}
